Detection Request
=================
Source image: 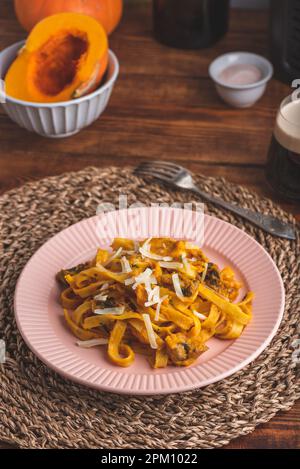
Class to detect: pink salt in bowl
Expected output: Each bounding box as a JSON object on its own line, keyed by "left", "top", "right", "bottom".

{"left": 209, "top": 51, "right": 273, "bottom": 108}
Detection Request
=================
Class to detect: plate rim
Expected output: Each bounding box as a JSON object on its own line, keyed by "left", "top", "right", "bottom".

{"left": 14, "top": 210, "right": 285, "bottom": 395}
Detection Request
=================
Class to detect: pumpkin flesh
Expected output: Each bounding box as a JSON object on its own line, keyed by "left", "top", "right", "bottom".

{"left": 5, "top": 12, "right": 108, "bottom": 103}
{"left": 33, "top": 31, "right": 88, "bottom": 97}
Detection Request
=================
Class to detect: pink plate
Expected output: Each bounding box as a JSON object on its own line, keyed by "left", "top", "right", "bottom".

{"left": 14, "top": 208, "right": 285, "bottom": 395}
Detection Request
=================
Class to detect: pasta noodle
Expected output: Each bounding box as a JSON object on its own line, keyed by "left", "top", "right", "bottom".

{"left": 57, "top": 237, "right": 254, "bottom": 368}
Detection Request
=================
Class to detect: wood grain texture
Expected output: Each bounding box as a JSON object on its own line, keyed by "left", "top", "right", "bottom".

{"left": 0, "top": 0, "right": 299, "bottom": 450}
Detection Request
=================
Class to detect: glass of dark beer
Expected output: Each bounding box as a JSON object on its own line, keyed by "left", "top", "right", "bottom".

{"left": 265, "top": 95, "right": 300, "bottom": 201}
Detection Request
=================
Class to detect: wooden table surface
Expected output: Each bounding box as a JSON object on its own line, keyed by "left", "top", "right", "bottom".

{"left": 0, "top": 0, "right": 299, "bottom": 450}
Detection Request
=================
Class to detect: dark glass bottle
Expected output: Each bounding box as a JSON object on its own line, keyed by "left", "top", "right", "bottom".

{"left": 153, "top": 0, "right": 230, "bottom": 49}
{"left": 270, "top": 0, "right": 300, "bottom": 84}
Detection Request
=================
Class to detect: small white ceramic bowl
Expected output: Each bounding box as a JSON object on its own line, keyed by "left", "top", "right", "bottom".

{"left": 209, "top": 52, "right": 273, "bottom": 108}
{"left": 0, "top": 40, "right": 119, "bottom": 138}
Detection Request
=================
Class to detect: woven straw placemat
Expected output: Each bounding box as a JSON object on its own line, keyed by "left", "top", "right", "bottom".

{"left": 0, "top": 166, "right": 299, "bottom": 449}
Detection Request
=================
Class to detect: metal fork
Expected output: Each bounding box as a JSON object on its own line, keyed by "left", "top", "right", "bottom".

{"left": 134, "top": 161, "right": 296, "bottom": 240}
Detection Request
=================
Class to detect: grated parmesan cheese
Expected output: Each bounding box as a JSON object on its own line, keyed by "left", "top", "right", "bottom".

{"left": 149, "top": 275, "right": 158, "bottom": 284}
{"left": 159, "top": 261, "right": 184, "bottom": 270}
{"left": 76, "top": 338, "right": 109, "bottom": 348}
{"left": 186, "top": 242, "right": 200, "bottom": 250}
{"left": 94, "top": 306, "right": 125, "bottom": 315}
{"left": 155, "top": 301, "right": 162, "bottom": 322}
{"left": 145, "top": 285, "right": 160, "bottom": 306}
{"left": 139, "top": 238, "right": 172, "bottom": 262}
{"left": 142, "top": 314, "right": 158, "bottom": 349}
{"left": 172, "top": 273, "right": 184, "bottom": 298}
{"left": 124, "top": 277, "right": 135, "bottom": 286}
{"left": 103, "top": 247, "right": 123, "bottom": 267}
{"left": 132, "top": 268, "right": 155, "bottom": 290}
{"left": 134, "top": 268, "right": 153, "bottom": 283}
{"left": 182, "top": 255, "right": 195, "bottom": 277}
{"left": 192, "top": 310, "right": 207, "bottom": 321}
{"left": 155, "top": 295, "right": 168, "bottom": 321}
{"left": 94, "top": 293, "right": 108, "bottom": 302}
{"left": 121, "top": 256, "right": 132, "bottom": 273}
{"left": 201, "top": 262, "right": 208, "bottom": 283}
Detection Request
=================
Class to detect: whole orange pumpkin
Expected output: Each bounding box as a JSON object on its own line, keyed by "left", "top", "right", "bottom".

{"left": 14, "top": 0, "right": 123, "bottom": 35}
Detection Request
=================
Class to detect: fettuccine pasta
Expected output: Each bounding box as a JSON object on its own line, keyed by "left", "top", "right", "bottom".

{"left": 57, "top": 238, "right": 254, "bottom": 368}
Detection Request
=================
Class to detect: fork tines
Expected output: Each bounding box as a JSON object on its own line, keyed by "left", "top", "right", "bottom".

{"left": 134, "top": 161, "right": 184, "bottom": 181}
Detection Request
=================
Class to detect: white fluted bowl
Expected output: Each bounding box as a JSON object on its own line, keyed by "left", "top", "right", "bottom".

{"left": 0, "top": 41, "right": 119, "bottom": 138}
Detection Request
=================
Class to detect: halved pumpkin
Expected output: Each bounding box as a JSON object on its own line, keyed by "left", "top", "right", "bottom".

{"left": 5, "top": 12, "right": 108, "bottom": 103}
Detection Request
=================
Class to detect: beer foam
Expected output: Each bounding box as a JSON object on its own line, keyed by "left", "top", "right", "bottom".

{"left": 274, "top": 99, "right": 300, "bottom": 154}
